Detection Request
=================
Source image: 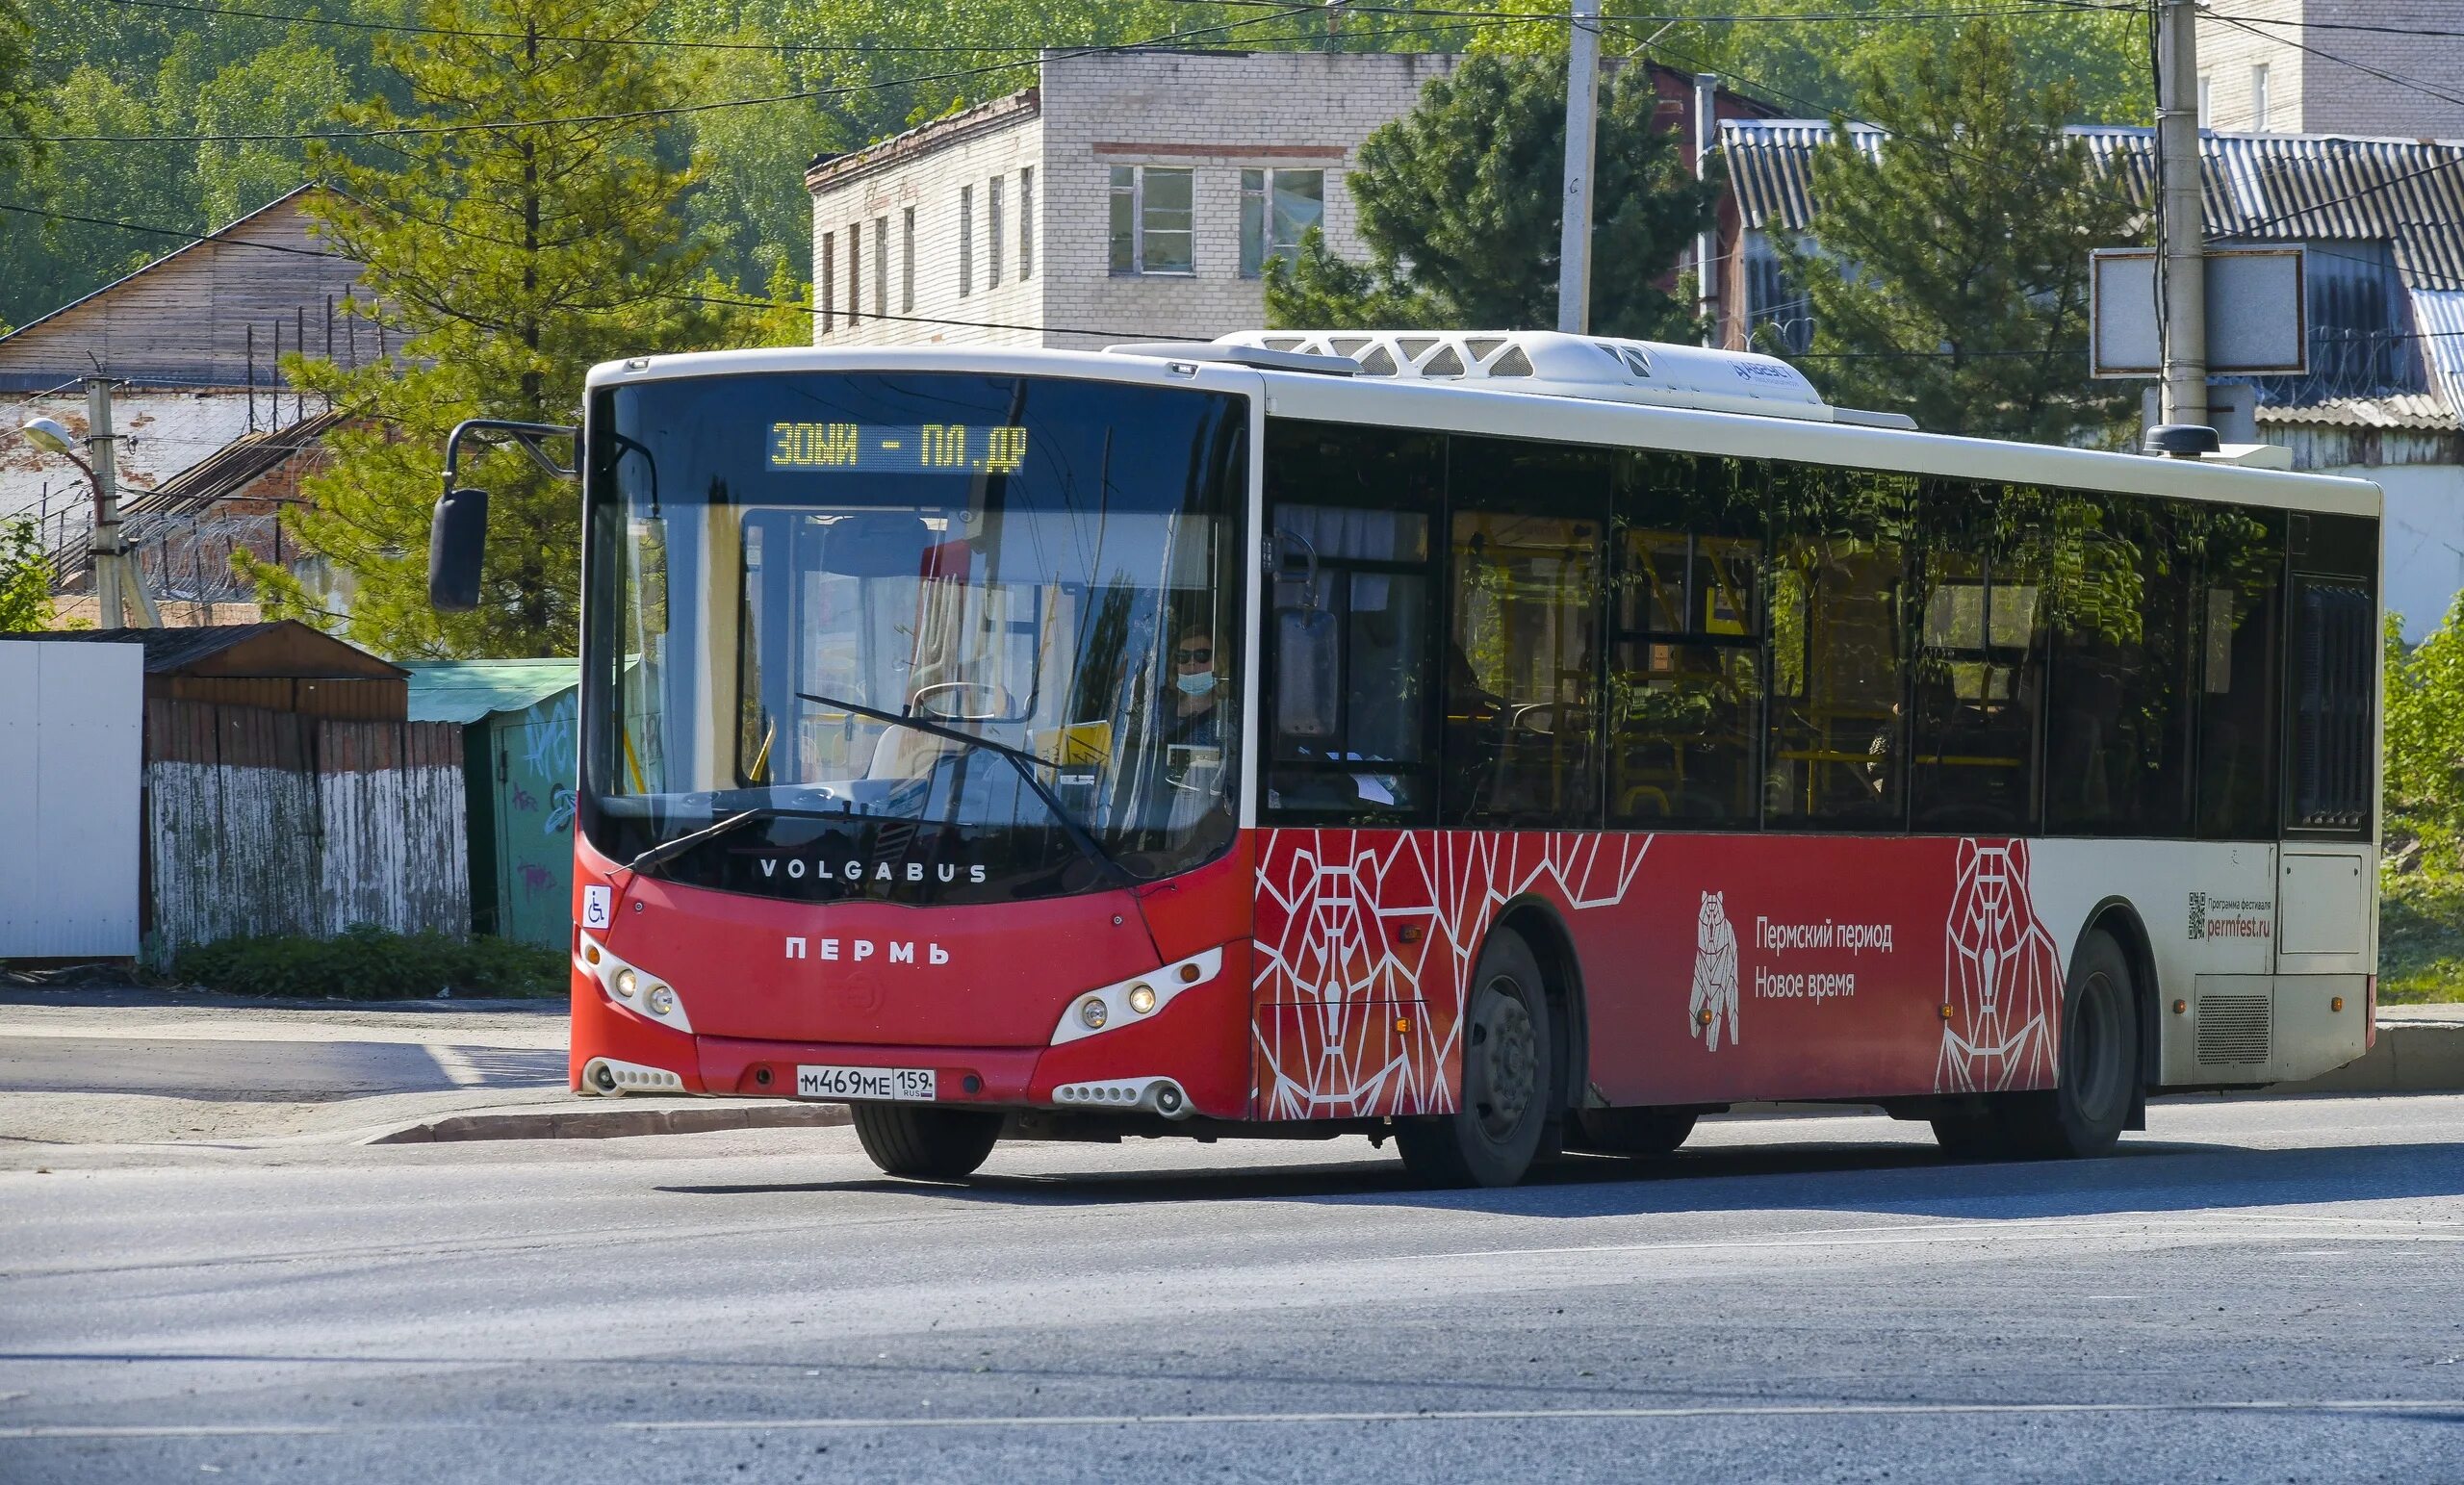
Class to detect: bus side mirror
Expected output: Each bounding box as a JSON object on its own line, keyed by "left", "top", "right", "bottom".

{"left": 1274, "top": 606, "right": 1338, "bottom": 739}
{"left": 428, "top": 486, "right": 489, "bottom": 611}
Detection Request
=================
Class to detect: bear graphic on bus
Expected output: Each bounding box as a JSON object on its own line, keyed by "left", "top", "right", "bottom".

{"left": 1690, "top": 889, "right": 1740, "bottom": 1052}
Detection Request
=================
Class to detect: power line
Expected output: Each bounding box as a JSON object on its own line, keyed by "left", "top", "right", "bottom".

{"left": 2200, "top": 7, "right": 2464, "bottom": 44}
{"left": 93, "top": 0, "right": 1176, "bottom": 55}
{"left": 0, "top": 199, "right": 353, "bottom": 258}
{"left": 28, "top": 5, "right": 1334, "bottom": 144}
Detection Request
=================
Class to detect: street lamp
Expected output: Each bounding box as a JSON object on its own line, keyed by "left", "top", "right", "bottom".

{"left": 20, "top": 416, "right": 93, "bottom": 476}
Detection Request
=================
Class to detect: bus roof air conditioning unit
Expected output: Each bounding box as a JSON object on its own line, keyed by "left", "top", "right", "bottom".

{"left": 1210, "top": 329, "right": 1917, "bottom": 429}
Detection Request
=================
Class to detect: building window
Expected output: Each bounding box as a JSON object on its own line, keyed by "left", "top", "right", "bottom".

{"left": 959, "top": 185, "right": 973, "bottom": 296}
{"left": 1110, "top": 165, "right": 1194, "bottom": 275}
{"left": 874, "top": 217, "right": 888, "bottom": 323}
{"left": 902, "top": 207, "right": 915, "bottom": 312}
{"left": 820, "top": 230, "right": 835, "bottom": 334}
{"left": 847, "top": 224, "right": 860, "bottom": 325}
{"left": 1240, "top": 168, "right": 1324, "bottom": 278}
{"left": 988, "top": 175, "right": 1004, "bottom": 286}
{"left": 2197, "top": 73, "right": 2212, "bottom": 127}
{"left": 2250, "top": 64, "right": 2271, "bottom": 132}
{"left": 1019, "top": 166, "right": 1036, "bottom": 279}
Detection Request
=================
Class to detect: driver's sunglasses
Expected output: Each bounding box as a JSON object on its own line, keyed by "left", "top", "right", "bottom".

{"left": 1172, "top": 647, "right": 1213, "bottom": 665}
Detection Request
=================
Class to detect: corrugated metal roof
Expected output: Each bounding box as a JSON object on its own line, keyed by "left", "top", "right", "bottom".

{"left": 401, "top": 659, "right": 578, "bottom": 724}
{"left": 2408, "top": 288, "right": 2464, "bottom": 415}
{"left": 2253, "top": 394, "right": 2455, "bottom": 429}
{"left": 1723, "top": 122, "right": 2464, "bottom": 290}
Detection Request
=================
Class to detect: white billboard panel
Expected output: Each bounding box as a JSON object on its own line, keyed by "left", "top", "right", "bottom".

{"left": 2091, "top": 247, "right": 2308, "bottom": 378}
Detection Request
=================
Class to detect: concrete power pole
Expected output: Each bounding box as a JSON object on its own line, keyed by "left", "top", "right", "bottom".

{"left": 85, "top": 377, "right": 159, "bottom": 630}
{"left": 2157, "top": 0, "right": 2208, "bottom": 427}
{"left": 1693, "top": 72, "right": 1720, "bottom": 346}
{"left": 1556, "top": 0, "right": 1603, "bottom": 335}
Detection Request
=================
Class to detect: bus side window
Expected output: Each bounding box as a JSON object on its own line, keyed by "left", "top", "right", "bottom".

{"left": 1605, "top": 452, "right": 1762, "bottom": 828}
{"left": 1441, "top": 438, "right": 1611, "bottom": 829}
{"left": 2189, "top": 504, "right": 2285, "bottom": 838}
{"left": 1907, "top": 479, "right": 2048, "bottom": 833}
{"left": 1765, "top": 464, "right": 1914, "bottom": 827}
{"left": 2045, "top": 493, "right": 2195, "bottom": 837}
{"left": 1260, "top": 421, "right": 1441, "bottom": 824}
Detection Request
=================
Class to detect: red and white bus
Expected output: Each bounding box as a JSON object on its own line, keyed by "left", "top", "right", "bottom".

{"left": 432, "top": 329, "right": 2381, "bottom": 1187}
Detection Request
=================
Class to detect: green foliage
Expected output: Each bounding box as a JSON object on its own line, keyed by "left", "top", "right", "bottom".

{"left": 2384, "top": 602, "right": 2464, "bottom": 877}
{"left": 2381, "top": 603, "right": 2464, "bottom": 1003}
{"left": 1637, "top": 0, "right": 2147, "bottom": 125}
{"left": 0, "top": 0, "right": 34, "bottom": 174}
{"left": 1267, "top": 54, "right": 1715, "bottom": 338}
{"left": 0, "top": 518, "right": 53, "bottom": 630}
{"left": 173, "top": 923, "right": 566, "bottom": 999}
{"left": 248, "top": 0, "right": 759, "bottom": 658}
{"left": 1776, "top": 22, "right": 2139, "bottom": 444}
{"left": 2378, "top": 874, "right": 2464, "bottom": 1005}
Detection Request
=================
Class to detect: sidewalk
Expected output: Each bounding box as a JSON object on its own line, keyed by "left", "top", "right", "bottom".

{"left": 0, "top": 989, "right": 841, "bottom": 1152}
{"left": 1, "top": 988, "right": 2456, "bottom": 1156}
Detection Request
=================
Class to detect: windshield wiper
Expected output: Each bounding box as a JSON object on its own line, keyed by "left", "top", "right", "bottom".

{"left": 795, "top": 690, "right": 1134, "bottom": 887}
{"left": 624, "top": 806, "right": 841, "bottom": 877}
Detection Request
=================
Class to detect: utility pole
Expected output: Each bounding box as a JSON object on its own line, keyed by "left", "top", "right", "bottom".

{"left": 1556, "top": 0, "right": 1603, "bottom": 335}
{"left": 2157, "top": 0, "right": 2208, "bottom": 427}
{"left": 85, "top": 377, "right": 159, "bottom": 630}
{"left": 1693, "top": 72, "right": 1720, "bottom": 346}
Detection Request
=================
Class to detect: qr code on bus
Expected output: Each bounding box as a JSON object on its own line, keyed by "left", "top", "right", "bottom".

{"left": 2187, "top": 892, "right": 2206, "bottom": 941}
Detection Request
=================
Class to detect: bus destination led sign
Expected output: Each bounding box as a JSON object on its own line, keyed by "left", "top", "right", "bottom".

{"left": 770, "top": 422, "right": 1029, "bottom": 474}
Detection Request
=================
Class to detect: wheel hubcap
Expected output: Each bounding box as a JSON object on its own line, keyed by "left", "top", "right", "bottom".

{"left": 1468, "top": 979, "right": 1537, "bottom": 1142}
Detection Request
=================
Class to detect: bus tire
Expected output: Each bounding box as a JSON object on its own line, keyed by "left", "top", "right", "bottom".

{"left": 1575, "top": 1107, "right": 1697, "bottom": 1156}
{"left": 1397, "top": 928, "right": 1553, "bottom": 1188}
{"left": 1999, "top": 930, "right": 2141, "bottom": 1160}
{"left": 850, "top": 1104, "right": 1003, "bottom": 1181}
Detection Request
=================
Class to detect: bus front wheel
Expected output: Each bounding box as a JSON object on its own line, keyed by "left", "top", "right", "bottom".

{"left": 850, "top": 1104, "right": 1003, "bottom": 1181}
{"left": 1397, "top": 928, "right": 1553, "bottom": 1189}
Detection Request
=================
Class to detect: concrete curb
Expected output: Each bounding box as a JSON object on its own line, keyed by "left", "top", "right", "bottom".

{"left": 2273, "top": 1020, "right": 2464, "bottom": 1095}
{"left": 366, "top": 1101, "right": 851, "bottom": 1145}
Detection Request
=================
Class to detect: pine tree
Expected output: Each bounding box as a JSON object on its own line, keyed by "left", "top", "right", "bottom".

{"left": 1266, "top": 54, "right": 1716, "bottom": 339}
{"left": 251, "top": 0, "right": 742, "bottom": 658}
{"left": 1775, "top": 22, "right": 2138, "bottom": 444}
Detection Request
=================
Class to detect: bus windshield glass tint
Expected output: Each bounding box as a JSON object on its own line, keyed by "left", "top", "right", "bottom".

{"left": 582, "top": 372, "right": 1246, "bottom": 902}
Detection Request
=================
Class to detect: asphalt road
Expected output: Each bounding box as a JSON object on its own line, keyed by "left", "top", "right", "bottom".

{"left": 4, "top": 1096, "right": 2462, "bottom": 1484}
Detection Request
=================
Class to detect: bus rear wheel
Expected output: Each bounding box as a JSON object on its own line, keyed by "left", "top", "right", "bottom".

{"left": 1397, "top": 929, "right": 1553, "bottom": 1189}
{"left": 1929, "top": 930, "right": 2139, "bottom": 1162}
{"left": 850, "top": 1104, "right": 1003, "bottom": 1181}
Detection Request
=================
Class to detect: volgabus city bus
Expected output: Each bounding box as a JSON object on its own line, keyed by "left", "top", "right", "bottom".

{"left": 428, "top": 329, "right": 2381, "bottom": 1188}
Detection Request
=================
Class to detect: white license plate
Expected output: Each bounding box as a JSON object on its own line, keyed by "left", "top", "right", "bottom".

{"left": 795, "top": 1064, "right": 937, "bottom": 1102}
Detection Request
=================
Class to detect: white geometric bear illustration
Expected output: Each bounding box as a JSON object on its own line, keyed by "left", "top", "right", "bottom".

{"left": 1689, "top": 889, "right": 1740, "bottom": 1052}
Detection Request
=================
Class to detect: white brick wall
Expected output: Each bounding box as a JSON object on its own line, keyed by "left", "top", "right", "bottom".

{"left": 2197, "top": 0, "right": 2464, "bottom": 138}
{"left": 809, "top": 103, "right": 1045, "bottom": 348}
{"left": 809, "top": 50, "right": 1466, "bottom": 349}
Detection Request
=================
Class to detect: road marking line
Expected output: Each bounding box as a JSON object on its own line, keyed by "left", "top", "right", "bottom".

{"left": 621, "top": 1399, "right": 2464, "bottom": 1432}
{"left": 0, "top": 1425, "right": 341, "bottom": 1439}
{"left": 13, "top": 1400, "right": 2463, "bottom": 1441}
{"left": 425, "top": 1045, "right": 487, "bottom": 1088}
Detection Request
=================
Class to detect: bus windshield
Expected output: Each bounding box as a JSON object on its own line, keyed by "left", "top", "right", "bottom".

{"left": 580, "top": 371, "right": 1247, "bottom": 904}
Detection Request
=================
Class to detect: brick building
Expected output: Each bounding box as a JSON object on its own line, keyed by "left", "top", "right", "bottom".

{"left": 804, "top": 49, "right": 1771, "bottom": 350}
{"left": 2195, "top": 0, "right": 2464, "bottom": 138}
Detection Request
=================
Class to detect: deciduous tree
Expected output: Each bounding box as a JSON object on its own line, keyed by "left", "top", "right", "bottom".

{"left": 0, "top": 519, "right": 54, "bottom": 631}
